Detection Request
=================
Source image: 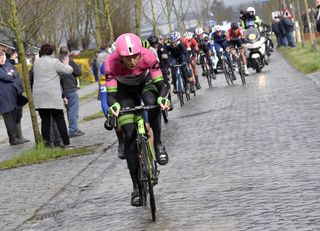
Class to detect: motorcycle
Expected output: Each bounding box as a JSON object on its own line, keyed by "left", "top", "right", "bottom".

{"left": 244, "top": 27, "right": 267, "bottom": 73}
{"left": 260, "top": 25, "right": 273, "bottom": 65}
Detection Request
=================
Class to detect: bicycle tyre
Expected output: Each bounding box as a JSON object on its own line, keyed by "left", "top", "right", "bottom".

{"left": 176, "top": 75, "right": 184, "bottom": 107}
{"left": 141, "top": 140, "right": 157, "bottom": 221}
{"left": 237, "top": 59, "right": 246, "bottom": 85}
{"left": 185, "top": 83, "right": 191, "bottom": 101}
{"left": 205, "top": 65, "right": 213, "bottom": 88}
{"left": 222, "top": 59, "right": 231, "bottom": 86}
{"left": 138, "top": 151, "right": 147, "bottom": 206}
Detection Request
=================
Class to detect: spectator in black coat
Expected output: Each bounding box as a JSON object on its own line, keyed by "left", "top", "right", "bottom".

{"left": 0, "top": 50, "right": 25, "bottom": 145}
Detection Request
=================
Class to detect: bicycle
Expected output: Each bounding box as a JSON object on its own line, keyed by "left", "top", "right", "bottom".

{"left": 106, "top": 105, "right": 160, "bottom": 221}
{"left": 199, "top": 51, "right": 215, "bottom": 88}
{"left": 171, "top": 63, "right": 190, "bottom": 107}
{"left": 219, "top": 49, "right": 234, "bottom": 86}
{"left": 233, "top": 47, "right": 246, "bottom": 85}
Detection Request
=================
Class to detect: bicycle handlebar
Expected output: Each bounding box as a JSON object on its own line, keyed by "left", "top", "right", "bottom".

{"left": 170, "top": 63, "right": 187, "bottom": 68}
{"left": 119, "top": 105, "right": 159, "bottom": 114}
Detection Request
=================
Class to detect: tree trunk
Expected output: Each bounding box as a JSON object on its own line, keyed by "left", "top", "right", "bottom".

{"left": 11, "top": 0, "right": 42, "bottom": 145}
{"left": 135, "top": 0, "right": 142, "bottom": 36}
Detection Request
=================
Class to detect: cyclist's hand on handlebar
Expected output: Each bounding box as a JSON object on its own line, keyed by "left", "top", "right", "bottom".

{"left": 109, "top": 102, "right": 121, "bottom": 117}
{"left": 157, "top": 96, "right": 170, "bottom": 110}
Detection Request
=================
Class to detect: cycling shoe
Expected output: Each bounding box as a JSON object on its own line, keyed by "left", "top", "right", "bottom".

{"left": 131, "top": 188, "right": 142, "bottom": 206}
{"left": 155, "top": 144, "right": 169, "bottom": 165}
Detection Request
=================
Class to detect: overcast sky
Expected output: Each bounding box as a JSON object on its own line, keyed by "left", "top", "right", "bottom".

{"left": 224, "top": 0, "right": 254, "bottom": 6}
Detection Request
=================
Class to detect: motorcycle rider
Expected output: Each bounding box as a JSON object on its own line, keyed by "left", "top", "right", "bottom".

{"left": 240, "top": 6, "right": 262, "bottom": 29}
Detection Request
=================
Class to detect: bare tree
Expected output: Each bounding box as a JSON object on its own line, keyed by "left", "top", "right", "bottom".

{"left": 143, "top": 0, "right": 163, "bottom": 37}
{"left": 172, "top": 0, "right": 191, "bottom": 32}
{"left": 160, "top": 0, "right": 174, "bottom": 32}
{"left": 135, "top": 0, "right": 142, "bottom": 36}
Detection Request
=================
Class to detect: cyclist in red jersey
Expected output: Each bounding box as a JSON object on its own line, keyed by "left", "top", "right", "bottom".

{"left": 181, "top": 31, "right": 201, "bottom": 89}
{"left": 227, "top": 22, "right": 249, "bottom": 75}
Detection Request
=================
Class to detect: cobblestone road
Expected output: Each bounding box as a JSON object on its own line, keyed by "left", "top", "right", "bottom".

{"left": 1, "top": 51, "right": 320, "bottom": 230}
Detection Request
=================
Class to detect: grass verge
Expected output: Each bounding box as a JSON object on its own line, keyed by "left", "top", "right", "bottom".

{"left": 81, "top": 110, "right": 104, "bottom": 122}
{"left": 0, "top": 143, "right": 97, "bottom": 170}
{"left": 278, "top": 41, "right": 320, "bottom": 74}
{"left": 79, "top": 89, "right": 98, "bottom": 101}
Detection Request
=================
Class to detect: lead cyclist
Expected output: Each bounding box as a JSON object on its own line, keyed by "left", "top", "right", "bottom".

{"left": 103, "top": 33, "right": 170, "bottom": 206}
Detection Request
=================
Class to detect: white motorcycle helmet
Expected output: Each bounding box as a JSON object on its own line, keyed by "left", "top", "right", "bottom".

{"left": 247, "top": 6, "right": 256, "bottom": 16}
{"left": 213, "top": 25, "right": 221, "bottom": 32}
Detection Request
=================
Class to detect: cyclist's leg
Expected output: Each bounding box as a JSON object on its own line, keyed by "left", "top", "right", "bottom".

{"left": 214, "top": 43, "right": 223, "bottom": 66}
{"left": 117, "top": 84, "right": 143, "bottom": 206}
{"left": 180, "top": 61, "right": 190, "bottom": 86}
{"left": 238, "top": 40, "right": 249, "bottom": 75}
{"left": 222, "top": 41, "right": 236, "bottom": 80}
{"left": 191, "top": 51, "right": 200, "bottom": 89}
{"left": 142, "top": 89, "right": 169, "bottom": 165}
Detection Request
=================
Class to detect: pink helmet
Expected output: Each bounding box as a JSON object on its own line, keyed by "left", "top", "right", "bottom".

{"left": 116, "top": 33, "right": 142, "bottom": 56}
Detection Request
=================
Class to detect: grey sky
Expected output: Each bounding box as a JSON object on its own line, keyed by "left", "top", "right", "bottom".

{"left": 224, "top": 0, "right": 254, "bottom": 6}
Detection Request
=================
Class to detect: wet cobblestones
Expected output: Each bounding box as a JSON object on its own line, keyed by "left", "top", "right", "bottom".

{"left": 1, "top": 51, "right": 320, "bottom": 230}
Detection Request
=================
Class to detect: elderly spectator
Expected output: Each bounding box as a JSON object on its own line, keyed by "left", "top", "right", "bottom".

{"left": 59, "top": 46, "right": 84, "bottom": 138}
{"left": 0, "top": 50, "right": 25, "bottom": 145}
{"left": 32, "top": 43, "right": 73, "bottom": 148}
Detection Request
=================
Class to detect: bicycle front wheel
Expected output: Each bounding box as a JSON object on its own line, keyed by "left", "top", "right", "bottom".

{"left": 141, "top": 140, "right": 157, "bottom": 221}
{"left": 237, "top": 59, "right": 246, "bottom": 85}
{"left": 222, "top": 59, "right": 231, "bottom": 86}
{"left": 176, "top": 77, "right": 184, "bottom": 107}
{"left": 205, "top": 65, "right": 213, "bottom": 88}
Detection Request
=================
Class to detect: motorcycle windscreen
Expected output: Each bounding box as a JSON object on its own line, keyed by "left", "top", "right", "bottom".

{"left": 244, "top": 28, "right": 261, "bottom": 44}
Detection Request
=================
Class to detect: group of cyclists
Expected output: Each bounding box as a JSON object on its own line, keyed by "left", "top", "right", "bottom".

{"left": 100, "top": 6, "right": 266, "bottom": 207}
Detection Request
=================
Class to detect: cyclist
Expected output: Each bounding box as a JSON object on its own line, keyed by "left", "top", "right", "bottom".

{"left": 240, "top": 6, "right": 262, "bottom": 29}
{"left": 227, "top": 22, "right": 249, "bottom": 76}
{"left": 104, "top": 33, "right": 170, "bottom": 206}
{"left": 181, "top": 31, "right": 201, "bottom": 89}
{"left": 193, "top": 27, "right": 212, "bottom": 78}
{"left": 148, "top": 34, "right": 173, "bottom": 110}
{"left": 211, "top": 25, "right": 236, "bottom": 80}
{"left": 166, "top": 31, "right": 190, "bottom": 93}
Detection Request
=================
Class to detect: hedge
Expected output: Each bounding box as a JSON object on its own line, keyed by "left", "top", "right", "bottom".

{"left": 15, "top": 58, "right": 96, "bottom": 85}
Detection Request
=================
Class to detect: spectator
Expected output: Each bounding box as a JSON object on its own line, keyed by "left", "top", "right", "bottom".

{"left": 32, "top": 43, "right": 73, "bottom": 148}
{"left": 272, "top": 17, "right": 281, "bottom": 47}
{"left": 59, "top": 46, "right": 84, "bottom": 138}
{"left": 277, "top": 16, "right": 288, "bottom": 47}
{"left": 0, "top": 50, "right": 25, "bottom": 145}
{"left": 5, "top": 49, "right": 29, "bottom": 143}
{"left": 90, "top": 55, "right": 99, "bottom": 82}
{"left": 302, "top": 11, "right": 310, "bottom": 33}
{"left": 280, "top": 15, "right": 295, "bottom": 47}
